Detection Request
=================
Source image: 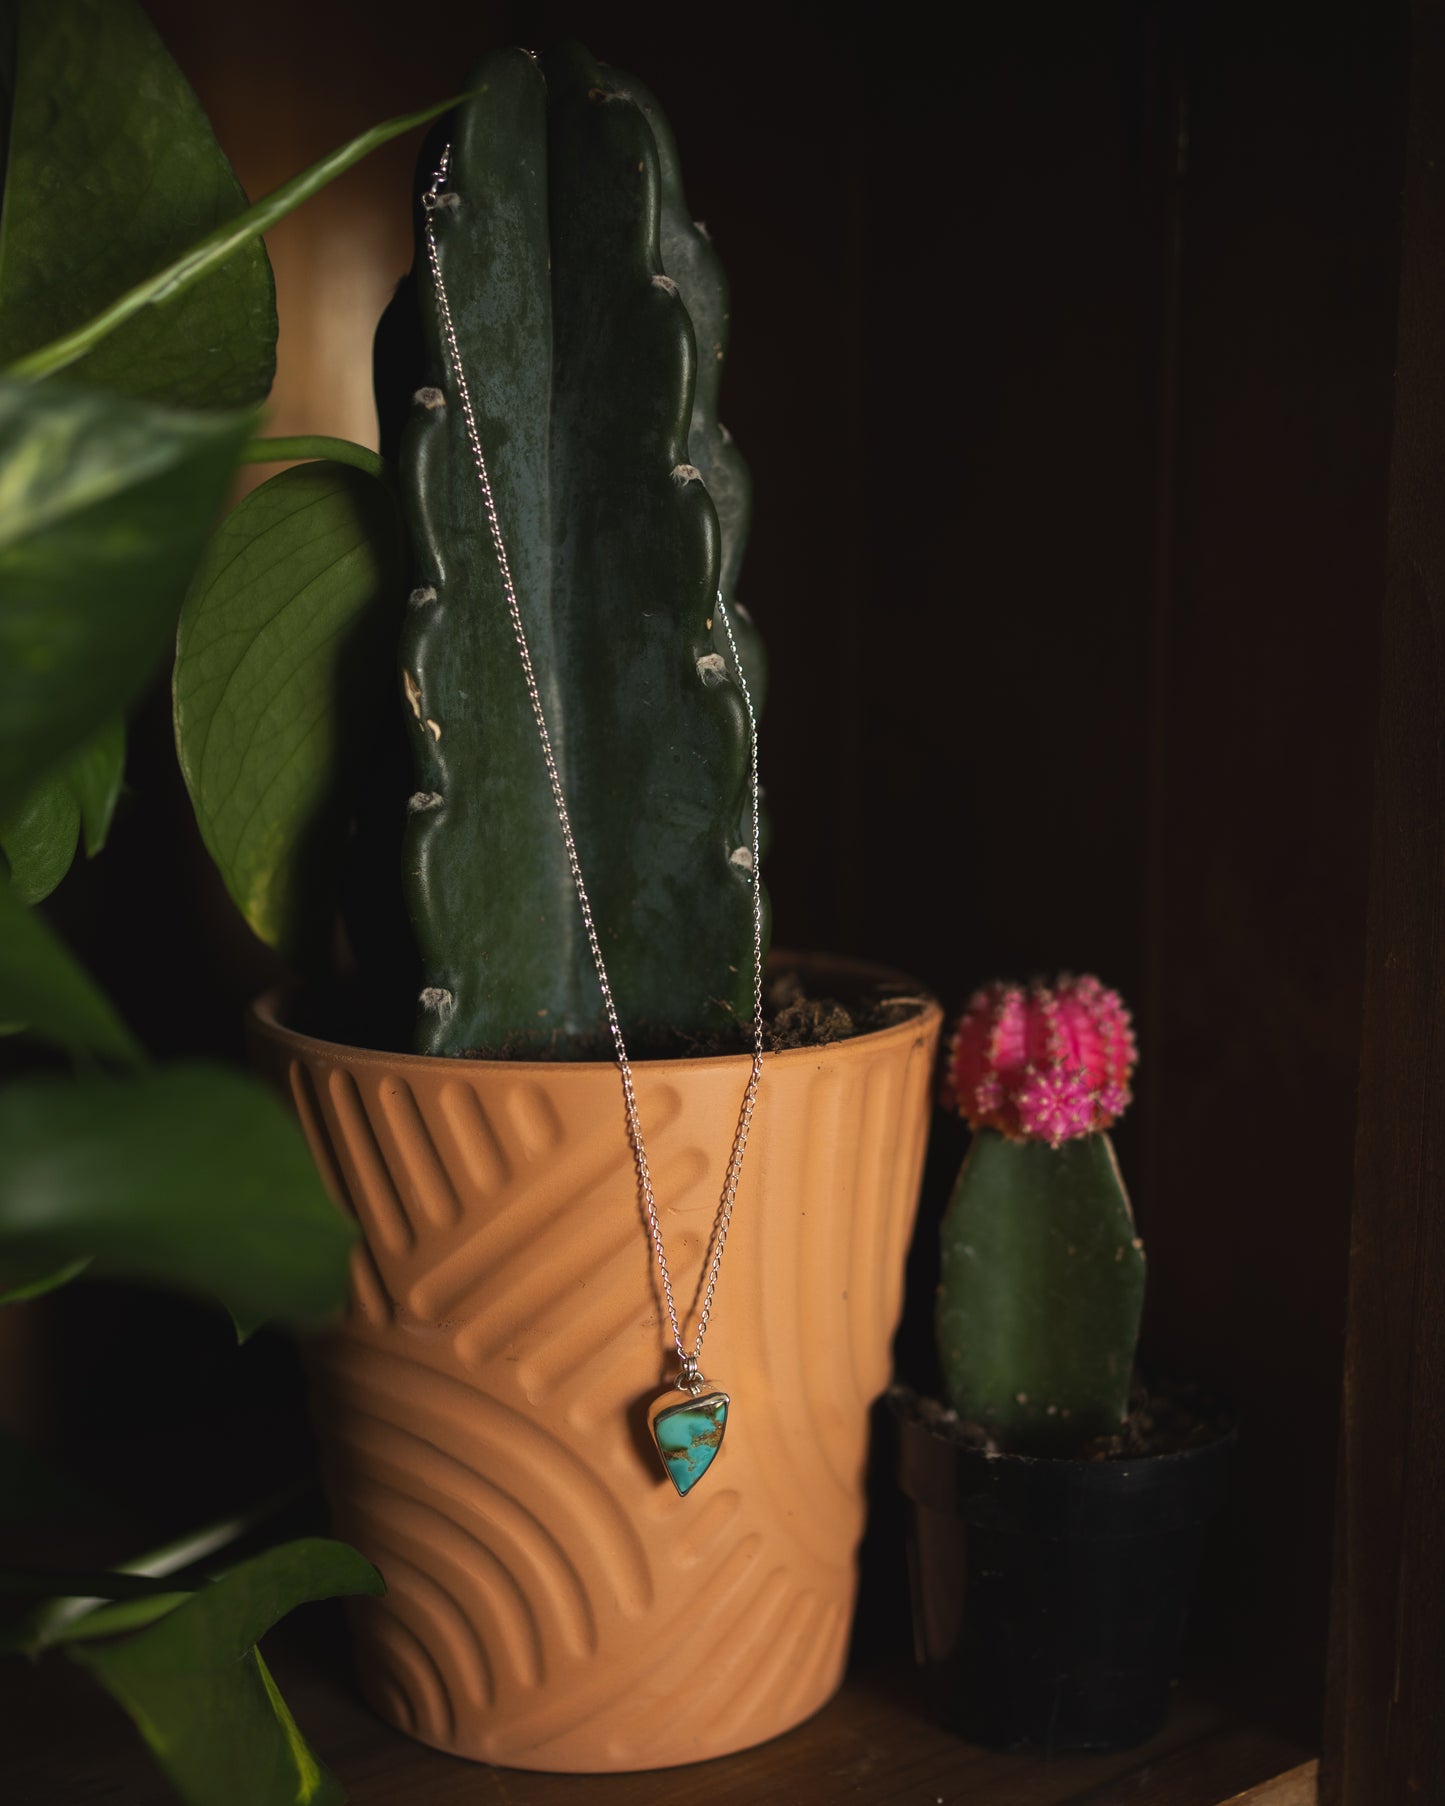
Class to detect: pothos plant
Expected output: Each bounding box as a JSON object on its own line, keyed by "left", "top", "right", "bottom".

{"left": 0, "top": 2, "right": 470, "bottom": 1801}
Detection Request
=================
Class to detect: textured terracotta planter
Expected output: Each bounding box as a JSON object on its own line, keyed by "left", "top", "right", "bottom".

{"left": 250, "top": 958, "right": 940, "bottom": 1772}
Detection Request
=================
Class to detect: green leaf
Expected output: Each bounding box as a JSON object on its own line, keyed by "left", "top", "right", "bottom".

{"left": 69, "top": 1539, "right": 382, "bottom": 1806}
{"left": 0, "top": 718, "right": 126, "bottom": 898}
{"left": 0, "top": 1566, "right": 190, "bottom": 1601}
{"left": 0, "top": 1249, "right": 91, "bottom": 1303}
{"left": 67, "top": 716, "right": 127, "bottom": 856}
{"left": 8, "top": 86, "right": 473, "bottom": 388}
{"left": 44, "top": 1596, "right": 190, "bottom": 1654}
{"left": 0, "top": 0, "right": 275, "bottom": 408}
{"left": 0, "top": 378, "right": 253, "bottom": 812}
{"left": 0, "top": 1588, "right": 186, "bottom": 1658}
{"left": 174, "top": 462, "right": 405, "bottom": 962}
{"left": 40, "top": 1590, "right": 190, "bottom": 1645}
{"left": 0, "top": 1495, "right": 300, "bottom": 1655}
{"left": 68, "top": 1538, "right": 381, "bottom": 1806}
{"left": 240, "top": 436, "right": 387, "bottom": 481}
{"left": 0, "top": 766, "right": 78, "bottom": 901}
{"left": 0, "top": 1065, "right": 355, "bottom": 1325}
{"left": 0, "top": 876, "right": 143, "bottom": 1064}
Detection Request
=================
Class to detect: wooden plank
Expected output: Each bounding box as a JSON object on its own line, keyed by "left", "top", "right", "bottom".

{"left": 1134, "top": 0, "right": 1406, "bottom": 1745}
{"left": 1226, "top": 1760, "right": 1320, "bottom": 1805}
{"left": 1054, "top": 1736, "right": 1316, "bottom": 1806}
{"left": 1323, "top": 2, "right": 1445, "bottom": 1803}
{"left": 6, "top": 1623, "right": 1312, "bottom": 1806}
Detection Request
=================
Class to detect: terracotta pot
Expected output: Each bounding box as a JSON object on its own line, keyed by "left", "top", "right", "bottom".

{"left": 249, "top": 957, "right": 941, "bottom": 1772}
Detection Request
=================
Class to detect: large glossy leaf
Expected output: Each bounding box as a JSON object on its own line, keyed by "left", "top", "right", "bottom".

{"left": 0, "top": 0, "right": 275, "bottom": 408}
{"left": 8, "top": 89, "right": 472, "bottom": 389}
{"left": 174, "top": 462, "right": 405, "bottom": 962}
{"left": 0, "top": 876, "right": 142, "bottom": 1065}
{"left": 0, "top": 378, "right": 252, "bottom": 812}
{"left": 70, "top": 1539, "right": 383, "bottom": 1806}
{"left": 0, "top": 1064, "right": 354, "bottom": 1323}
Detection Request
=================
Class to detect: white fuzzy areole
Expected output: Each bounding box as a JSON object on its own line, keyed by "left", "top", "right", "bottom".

{"left": 696, "top": 653, "right": 727, "bottom": 686}
{"left": 408, "top": 586, "right": 437, "bottom": 608}
{"left": 415, "top": 387, "right": 446, "bottom": 411}
{"left": 730, "top": 846, "right": 754, "bottom": 872}
{"left": 407, "top": 791, "right": 443, "bottom": 813}
{"left": 671, "top": 464, "right": 701, "bottom": 486}
{"left": 419, "top": 987, "right": 455, "bottom": 1020}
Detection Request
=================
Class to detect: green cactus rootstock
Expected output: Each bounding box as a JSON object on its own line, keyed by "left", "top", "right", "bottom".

{"left": 935, "top": 1129, "right": 1146, "bottom": 1456}
{"left": 393, "top": 43, "right": 766, "bottom": 1058}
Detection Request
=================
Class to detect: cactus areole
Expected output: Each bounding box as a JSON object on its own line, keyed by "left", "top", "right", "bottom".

{"left": 936, "top": 976, "right": 1146, "bottom": 1455}
{"left": 391, "top": 42, "right": 767, "bottom": 1060}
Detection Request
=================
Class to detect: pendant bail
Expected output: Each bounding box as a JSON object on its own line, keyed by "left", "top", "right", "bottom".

{"left": 677, "top": 1354, "right": 704, "bottom": 1396}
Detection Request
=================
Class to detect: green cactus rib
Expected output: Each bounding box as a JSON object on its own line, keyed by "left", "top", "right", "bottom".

{"left": 397, "top": 43, "right": 761, "bottom": 1057}
{"left": 617, "top": 65, "right": 767, "bottom": 868}
{"left": 617, "top": 69, "right": 762, "bottom": 692}
{"left": 935, "top": 1130, "right": 1146, "bottom": 1456}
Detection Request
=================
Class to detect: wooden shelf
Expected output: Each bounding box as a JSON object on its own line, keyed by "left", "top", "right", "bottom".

{"left": 9, "top": 1619, "right": 1315, "bottom": 1806}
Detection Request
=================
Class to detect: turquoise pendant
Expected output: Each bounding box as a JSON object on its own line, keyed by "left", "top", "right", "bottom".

{"left": 648, "top": 1388, "right": 730, "bottom": 1497}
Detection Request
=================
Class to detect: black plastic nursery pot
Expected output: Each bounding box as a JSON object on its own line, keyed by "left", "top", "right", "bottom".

{"left": 890, "top": 1390, "right": 1236, "bottom": 1753}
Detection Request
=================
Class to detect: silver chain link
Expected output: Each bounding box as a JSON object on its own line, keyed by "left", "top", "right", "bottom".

{"left": 422, "top": 148, "right": 764, "bottom": 1387}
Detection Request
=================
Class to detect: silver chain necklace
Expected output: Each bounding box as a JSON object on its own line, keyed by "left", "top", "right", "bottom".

{"left": 422, "top": 148, "right": 764, "bottom": 1499}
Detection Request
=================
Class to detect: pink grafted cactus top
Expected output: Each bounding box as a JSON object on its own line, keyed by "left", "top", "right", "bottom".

{"left": 945, "top": 974, "right": 1137, "bottom": 1147}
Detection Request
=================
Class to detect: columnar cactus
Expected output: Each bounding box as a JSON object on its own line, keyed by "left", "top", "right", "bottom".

{"left": 392, "top": 43, "right": 765, "bottom": 1058}
{"left": 935, "top": 976, "right": 1145, "bottom": 1455}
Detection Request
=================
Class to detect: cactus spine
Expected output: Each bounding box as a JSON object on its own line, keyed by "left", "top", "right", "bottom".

{"left": 394, "top": 43, "right": 763, "bottom": 1057}
{"left": 935, "top": 977, "right": 1145, "bottom": 1455}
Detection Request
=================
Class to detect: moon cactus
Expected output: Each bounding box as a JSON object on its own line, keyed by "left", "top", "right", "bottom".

{"left": 935, "top": 974, "right": 1145, "bottom": 1454}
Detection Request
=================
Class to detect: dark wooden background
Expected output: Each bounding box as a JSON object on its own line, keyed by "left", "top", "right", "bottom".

{"left": 5, "top": 2, "right": 1434, "bottom": 1797}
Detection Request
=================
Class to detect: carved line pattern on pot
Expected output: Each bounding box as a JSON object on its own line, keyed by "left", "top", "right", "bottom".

{"left": 286, "top": 1059, "right": 393, "bottom": 1322}
{"left": 435, "top": 1078, "right": 511, "bottom": 1195}
{"left": 310, "top": 1334, "right": 849, "bottom": 1762}
{"left": 335, "top": 1417, "right": 598, "bottom": 1666}
{"left": 358, "top": 1532, "right": 496, "bottom": 1707}
{"left": 367, "top": 1614, "right": 454, "bottom": 1744}
{"left": 310, "top": 1340, "right": 654, "bottom": 1614}
{"left": 322, "top": 1070, "right": 720, "bottom": 1404}
{"left": 326, "top": 1068, "right": 415, "bottom": 1255}
{"left": 348, "top": 1471, "right": 548, "bottom": 1684}
{"left": 708, "top": 1589, "right": 846, "bottom": 1739}
{"left": 854, "top": 1044, "right": 922, "bottom": 1400}
{"left": 687, "top": 1565, "right": 804, "bottom": 1723}
{"left": 494, "top": 1533, "right": 771, "bottom": 1764}
{"left": 451, "top": 1185, "right": 673, "bottom": 1376}
{"left": 375, "top": 1075, "right": 464, "bottom": 1228}
{"left": 401, "top": 1079, "right": 687, "bottom": 1327}
{"left": 761, "top": 1057, "right": 864, "bottom": 1509}
{"left": 560, "top": 1586, "right": 850, "bottom": 1770}
{"left": 347, "top": 1240, "right": 392, "bottom": 1325}
{"left": 874, "top": 1033, "right": 932, "bottom": 1365}
{"left": 286, "top": 1059, "right": 350, "bottom": 1209}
